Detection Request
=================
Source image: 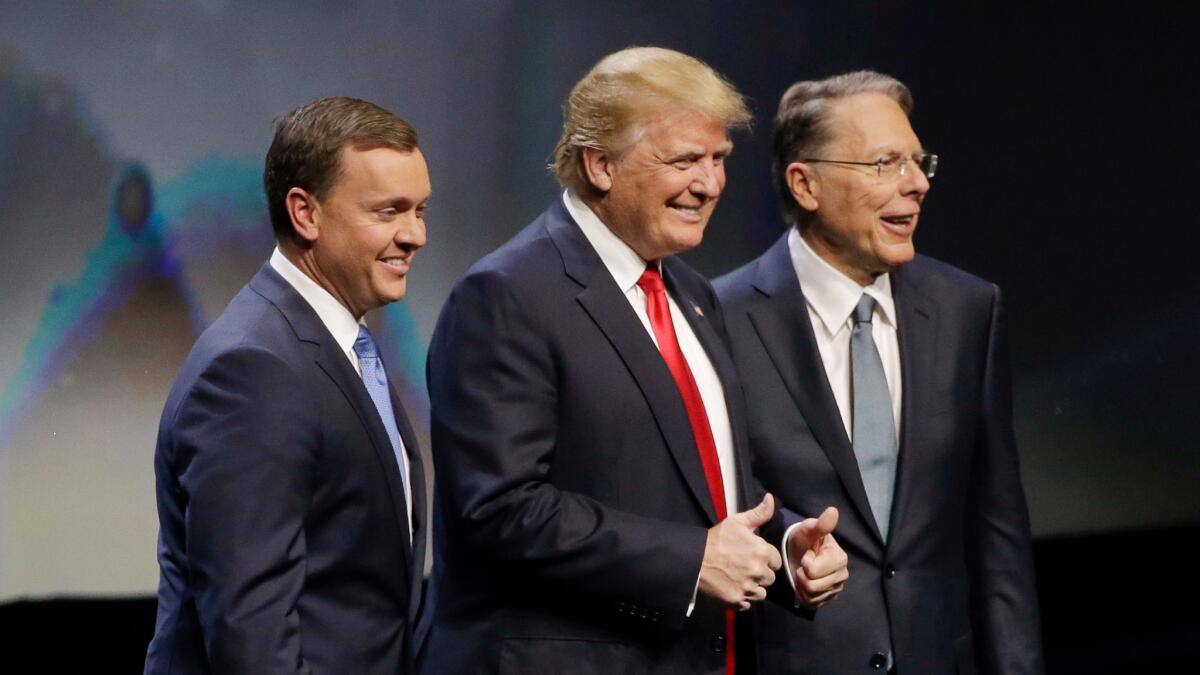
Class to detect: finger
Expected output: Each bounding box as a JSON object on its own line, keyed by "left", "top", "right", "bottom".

{"left": 796, "top": 581, "right": 844, "bottom": 609}
{"left": 756, "top": 566, "right": 776, "bottom": 589}
{"left": 766, "top": 544, "right": 783, "bottom": 571}
{"left": 796, "top": 558, "right": 849, "bottom": 585}
{"left": 737, "top": 493, "right": 776, "bottom": 529}
{"left": 802, "top": 582, "right": 845, "bottom": 606}
{"left": 737, "top": 599, "right": 752, "bottom": 612}
{"left": 802, "top": 541, "right": 849, "bottom": 579}
{"left": 796, "top": 567, "right": 846, "bottom": 596}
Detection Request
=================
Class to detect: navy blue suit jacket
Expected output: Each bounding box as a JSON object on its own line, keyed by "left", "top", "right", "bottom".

{"left": 145, "top": 264, "right": 429, "bottom": 674}
{"left": 424, "top": 200, "right": 789, "bottom": 675}
{"left": 714, "top": 234, "right": 1043, "bottom": 674}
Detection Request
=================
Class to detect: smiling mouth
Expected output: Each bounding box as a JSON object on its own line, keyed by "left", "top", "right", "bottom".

{"left": 881, "top": 214, "right": 916, "bottom": 226}
{"left": 380, "top": 257, "right": 410, "bottom": 273}
{"left": 669, "top": 203, "right": 705, "bottom": 219}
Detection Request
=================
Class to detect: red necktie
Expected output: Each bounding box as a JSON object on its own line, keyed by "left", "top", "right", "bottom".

{"left": 636, "top": 265, "right": 735, "bottom": 675}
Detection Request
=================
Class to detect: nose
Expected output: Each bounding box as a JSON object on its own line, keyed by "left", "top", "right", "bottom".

{"left": 395, "top": 210, "right": 427, "bottom": 250}
{"left": 690, "top": 158, "right": 725, "bottom": 198}
{"left": 900, "top": 159, "right": 931, "bottom": 198}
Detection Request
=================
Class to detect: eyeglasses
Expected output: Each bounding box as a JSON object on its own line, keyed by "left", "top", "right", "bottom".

{"left": 802, "top": 152, "right": 938, "bottom": 179}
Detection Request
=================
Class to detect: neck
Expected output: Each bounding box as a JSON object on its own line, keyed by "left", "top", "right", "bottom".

{"left": 579, "top": 191, "right": 658, "bottom": 263}
{"left": 277, "top": 239, "right": 366, "bottom": 319}
{"left": 798, "top": 226, "right": 880, "bottom": 287}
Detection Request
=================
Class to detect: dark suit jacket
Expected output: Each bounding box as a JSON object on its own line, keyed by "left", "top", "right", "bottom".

{"left": 424, "top": 199, "right": 788, "bottom": 675}
{"left": 145, "top": 264, "right": 429, "bottom": 675}
{"left": 714, "top": 234, "right": 1044, "bottom": 675}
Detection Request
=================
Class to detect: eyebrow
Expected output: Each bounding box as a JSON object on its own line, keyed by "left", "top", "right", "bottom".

{"left": 366, "top": 195, "right": 428, "bottom": 210}
{"left": 864, "top": 145, "right": 924, "bottom": 157}
{"left": 665, "top": 141, "right": 735, "bottom": 161}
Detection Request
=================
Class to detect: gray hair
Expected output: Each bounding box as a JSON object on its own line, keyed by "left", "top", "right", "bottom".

{"left": 773, "top": 70, "right": 912, "bottom": 224}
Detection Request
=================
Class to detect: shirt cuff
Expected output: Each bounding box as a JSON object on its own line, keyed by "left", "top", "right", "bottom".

{"left": 781, "top": 522, "right": 804, "bottom": 606}
{"left": 686, "top": 571, "right": 700, "bottom": 616}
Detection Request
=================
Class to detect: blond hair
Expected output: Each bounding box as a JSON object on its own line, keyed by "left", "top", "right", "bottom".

{"left": 552, "top": 46, "right": 751, "bottom": 194}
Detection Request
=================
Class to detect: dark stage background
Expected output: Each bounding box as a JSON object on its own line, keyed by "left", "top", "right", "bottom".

{"left": 1, "top": 1, "right": 1196, "bottom": 672}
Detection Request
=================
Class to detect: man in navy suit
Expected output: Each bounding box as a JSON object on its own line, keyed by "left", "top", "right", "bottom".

{"left": 714, "top": 71, "right": 1044, "bottom": 674}
{"left": 424, "top": 47, "right": 849, "bottom": 675}
{"left": 145, "top": 97, "right": 432, "bottom": 674}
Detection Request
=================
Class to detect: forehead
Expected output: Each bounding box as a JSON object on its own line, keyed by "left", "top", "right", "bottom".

{"left": 334, "top": 145, "right": 430, "bottom": 195}
{"left": 824, "top": 92, "right": 920, "bottom": 154}
{"left": 631, "top": 108, "right": 732, "bottom": 153}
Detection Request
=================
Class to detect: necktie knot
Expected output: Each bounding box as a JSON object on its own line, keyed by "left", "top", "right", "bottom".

{"left": 636, "top": 265, "right": 665, "bottom": 294}
{"left": 353, "top": 325, "right": 379, "bottom": 359}
{"left": 853, "top": 294, "right": 877, "bottom": 326}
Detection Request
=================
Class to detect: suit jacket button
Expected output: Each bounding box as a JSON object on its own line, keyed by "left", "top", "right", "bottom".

{"left": 885, "top": 565, "right": 897, "bottom": 579}
{"left": 869, "top": 652, "right": 888, "bottom": 669}
{"left": 710, "top": 635, "right": 726, "bottom": 653}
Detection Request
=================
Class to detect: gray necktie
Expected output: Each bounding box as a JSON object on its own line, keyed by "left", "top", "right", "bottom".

{"left": 851, "top": 294, "right": 898, "bottom": 542}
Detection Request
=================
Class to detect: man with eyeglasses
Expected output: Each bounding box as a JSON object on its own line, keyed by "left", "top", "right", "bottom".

{"left": 714, "top": 71, "right": 1044, "bottom": 674}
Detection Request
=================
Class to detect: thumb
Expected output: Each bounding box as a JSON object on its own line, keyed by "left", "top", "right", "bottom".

{"left": 737, "top": 492, "right": 775, "bottom": 529}
{"left": 799, "top": 506, "right": 839, "bottom": 540}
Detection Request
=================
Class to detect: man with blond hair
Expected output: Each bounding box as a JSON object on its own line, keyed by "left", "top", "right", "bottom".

{"left": 424, "top": 47, "right": 848, "bottom": 674}
{"left": 715, "top": 71, "right": 1043, "bottom": 673}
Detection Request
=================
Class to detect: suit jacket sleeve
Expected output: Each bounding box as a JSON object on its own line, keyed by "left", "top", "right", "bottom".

{"left": 707, "top": 286, "right": 810, "bottom": 617}
{"left": 428, "top": 268, "right": 709, "bottom": 621}
{"left": 968, "top": 285, "right": 1045, "bottom": 674}
{"left": 171, "top": 346, "right": 315, "bottom": 674}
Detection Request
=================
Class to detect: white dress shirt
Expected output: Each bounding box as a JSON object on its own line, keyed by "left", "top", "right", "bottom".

{"left": 269, "top": 247, "right": 413, "bottom": 536}
{"left": 786, "top": 227, "right": 903, "bottom": 439}
{"left": 778, "top": 229, "right": 903, "bottom": 610}
{"left": 563, "top": 191, "right": 739, "bottom": 516}
{"left": 564, "top": 191, "right": 737, "bottom": 616}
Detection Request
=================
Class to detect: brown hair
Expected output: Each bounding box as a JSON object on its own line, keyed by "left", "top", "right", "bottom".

{"left": 264, "top": 96, "right": 418, "bottom": 240}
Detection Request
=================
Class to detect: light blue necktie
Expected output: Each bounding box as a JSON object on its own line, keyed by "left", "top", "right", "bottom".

{"left": 850, "top": 294, "right": 898, "bottom": 542}
{"left": 353, "top": 326, "right": 411, "bottom": 524}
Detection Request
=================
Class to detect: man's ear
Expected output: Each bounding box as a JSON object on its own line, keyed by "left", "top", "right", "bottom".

{"left": 581, "top": 147, "right": 615, "bottom": 193}
{"left": 285, "top": 187, "right": 320, "bottom": 243}
{"left": 785, "top": 161, "right": 821, "bottom": 214}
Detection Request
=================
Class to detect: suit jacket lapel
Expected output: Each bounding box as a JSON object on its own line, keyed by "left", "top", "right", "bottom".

{"left": 746, "top": 236, "right": 885, "bottom": 543}
{"left": 888, "top": 264, "right": 938, "bottom": 545}
{"left": 387, "top": 381, "right": 430, "bottom": 640}
{"left": 663, "top": 260, "right": 755, "bottom": 511}
{"left": 251, "top": 265, "right": 414, "bottom": 570}
{"left": 547, "top": 203, "right": 719, "bottom": 524}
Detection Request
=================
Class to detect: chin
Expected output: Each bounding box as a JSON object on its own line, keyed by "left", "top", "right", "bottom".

{"left": 375, "top": 281, "right": 409, "bottom": 305}
{"left": 670, "top": 228, "right": 708, "bottom": 255}
{"left": 879, "top": 240, "right": 915, "bottom": 266}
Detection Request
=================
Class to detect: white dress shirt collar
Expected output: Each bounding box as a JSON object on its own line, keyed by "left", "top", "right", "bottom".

{"left": 787, "top": 227, "right": 897, "bottom": 336}
{"left": 563, "top": 190, "right": 657, "bottom": 289}
{"left": 269, "top": 247, "right": 363, "bottom": 361}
